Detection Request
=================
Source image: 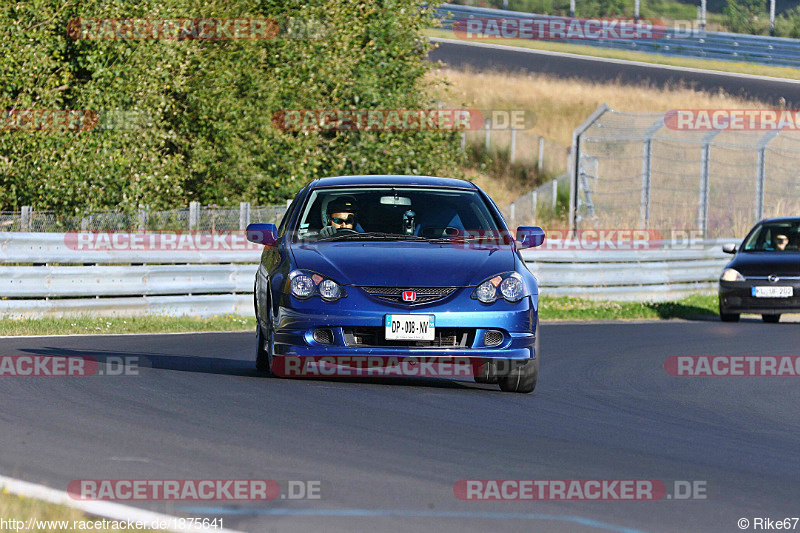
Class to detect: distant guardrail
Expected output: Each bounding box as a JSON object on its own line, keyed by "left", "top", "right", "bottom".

{"left": 0, "top": 232, "right": 735, "bottom": 318}
{"left": 435, "top": 4, "right": 800, "bottom": 68}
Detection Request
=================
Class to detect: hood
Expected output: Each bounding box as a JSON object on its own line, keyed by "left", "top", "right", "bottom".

{"left": 729, "top": 251, "right": 800, "bottom": 277}
{"left": 290, "top": 242, "right": 515, "bottom": 287}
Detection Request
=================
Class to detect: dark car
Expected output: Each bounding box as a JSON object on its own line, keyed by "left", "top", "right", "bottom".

{"left": 718, "top": 217, "right": 800, "bottom": 323}
{"left": 245, "top": 175, "right": 545, "bottom": 393}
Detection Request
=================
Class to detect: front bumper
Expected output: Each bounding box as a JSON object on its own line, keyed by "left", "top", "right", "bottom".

{"left": 270, "top": 288, "right": 538, "bottom": 362}
{"left": 719, "top": 280, "right": 800, "bottom": 314}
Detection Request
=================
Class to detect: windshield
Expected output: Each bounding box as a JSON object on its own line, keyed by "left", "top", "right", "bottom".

{"left": 292, "top": 186, "right": 506, "bottom": 243}
{"left": 741, "top": 221, "right": 800, "bottom": 252}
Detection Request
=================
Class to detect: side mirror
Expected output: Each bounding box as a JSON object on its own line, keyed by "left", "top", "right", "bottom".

{"left": 246, "top": 223, "right": 278, "bottom": 246}
{"left": 516, "top": 226, "right": 545, "bottom": 249}
{"left": 722, "top": 243, "right": 737, "bottom": 254}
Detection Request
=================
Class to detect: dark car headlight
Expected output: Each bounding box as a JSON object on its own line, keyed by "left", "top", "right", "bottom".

{"left": 720, "top": 268, "right": 745, "bottom": 282}
{"left": 288, "top": 270, "right": 345, "bottom": 301}
{"left": 472, "top": 272, "right": 526, "bottom": 303}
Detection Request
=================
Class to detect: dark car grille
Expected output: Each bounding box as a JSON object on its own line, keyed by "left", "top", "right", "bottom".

{"left": 359, "top": 286, "right": 457, "bottom": 305}
{"left": 343, "top": 327, "right": 474, "bottom": 348}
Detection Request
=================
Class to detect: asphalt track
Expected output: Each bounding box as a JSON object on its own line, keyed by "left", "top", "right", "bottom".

{"left": 428, "top": 39, "right": 800, "bottom": 107}
{"left": 1, "top": 320, "right": 799, "bottom": 532}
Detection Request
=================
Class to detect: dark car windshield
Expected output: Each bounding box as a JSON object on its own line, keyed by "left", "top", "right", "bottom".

{"left": 291, "top": 186, "right": 505, "bottom": 243}
{"left": 741, "top": 221, "right": 800, "bottom": 252}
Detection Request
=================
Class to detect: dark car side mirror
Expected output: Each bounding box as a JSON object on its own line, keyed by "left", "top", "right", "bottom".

{"left": 516, "top": 226, "right": 545, "bottom": 249}
{"left": 722, "top": 243, "right": 737, "bottom": 254}
{"left": 246, "top": 223, "right": 278, "bottom": 246}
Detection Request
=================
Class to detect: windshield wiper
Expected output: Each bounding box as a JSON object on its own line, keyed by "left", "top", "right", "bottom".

{"left": 317, "top": 231, "right": 431, "bottom": 242}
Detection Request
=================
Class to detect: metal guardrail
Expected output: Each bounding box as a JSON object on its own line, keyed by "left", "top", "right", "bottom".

{"left": 522, "top": 238, "right": 736, "bottom": 300}
{"left": 0, "top": 233, "right": 735, "bottom": 317}
{"left": 435, "top": 4, "right": 800, "bottom": 67}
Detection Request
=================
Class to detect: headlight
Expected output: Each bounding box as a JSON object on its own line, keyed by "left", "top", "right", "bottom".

{"left": 290, "top": 273, "right": 315, "bottom": 299}
{"left": 473, "top": 273, "right": 527, "bottom": 303}
{"left": 319, "top": 279, "right": 342, "bottom": 301}
{"left": 288, "top": 270, "right": 346, "bottom": 301}
{"left": 721, "top": 268, "right": 745, "bottom": 282}
{"left": 500, "top": 273, "right": 524, "bottom": 302}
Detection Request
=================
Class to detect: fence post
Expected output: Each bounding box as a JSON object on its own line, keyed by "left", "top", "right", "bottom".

{"left": 698, "top": 130, "right": 722, "bottom": 238}
{"left": 510, "top": 129, "right": 517, "bottom": 163}
{"left": 570, "top": 104, "right": 610, "bottom": 233}
{"left": 484, "top": 119, "right": 491, "bottom": 151}
{"left": 756, "top": 130, "right": 780, "bottom": 221}
{"left": 537, "top": 136, "right": 544, "bottom": 170}
{"left": 189, "top": 201, "right": 200, "bottom": 230}
{"left": 640, "top": 118, "right": 664, "bottom": 229}
{"left": 551, "top": 179, "right": 558, "bottom": 209}
{"left": 239, "top": 201, "right": 251, "bottom": 230}
{"left": 137, "top": 204, "right": 149, "bottom": 231}
{"left": 460, "top": 131, "right": 466, "bottom": 152}
{"left": 20, "top": 206, "right": 32, "bottom": 232}
{"left": 510, "top": 202, "right": 516, "bottom": 228}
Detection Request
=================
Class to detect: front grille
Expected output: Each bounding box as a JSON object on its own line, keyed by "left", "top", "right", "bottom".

{"left": 343, "top": 327, "right": 474, "bottom": 348}
{"left": 359, "top": 286, "right": 457, "bottom": 305}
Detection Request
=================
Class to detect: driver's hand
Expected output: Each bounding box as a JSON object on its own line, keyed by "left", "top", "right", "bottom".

{"left": 319, "top": 225, "right": 336, "bottom": 238}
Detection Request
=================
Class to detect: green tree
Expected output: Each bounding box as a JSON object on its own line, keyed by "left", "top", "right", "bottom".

{"left": 0, "top": 0, "right": 461, "bottom": 214}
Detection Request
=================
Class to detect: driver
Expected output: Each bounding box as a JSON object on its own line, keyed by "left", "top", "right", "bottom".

{"left": 319, "top": 197, "right": 359, "bottom": 238}
{"left": 774, "top": 234, "right": 789, "bottom": 251}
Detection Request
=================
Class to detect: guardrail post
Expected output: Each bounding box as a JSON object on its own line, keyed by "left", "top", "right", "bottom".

{"left": 485, "top": 119, "right": 491, "bottom": 151}
{"left": 20, "top": 206, "right": 32, "bottom": 232}
{"left": 552, "top": 179, "right": 558, "bottom": 209}
{"left": 239, "top": 202, "right": 251, "bottom": 230}
{"left": 189, "top": 201, "right": 200, "bottom": 230}
{"left": 640, "top": 118, "right": 664, "bottom": 229}
{"left": 510, "top": 202, "right": 516, "bottom": 228}
{"left": 756, "top": 130, "right": 780, "bottom": 221}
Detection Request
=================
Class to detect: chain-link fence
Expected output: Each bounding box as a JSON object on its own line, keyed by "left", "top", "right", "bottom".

{"left": 572, "top": 106, "right": 800, "bottom": 238}
{"left": 0, "top": 203, "right": 288, "bottom": 232}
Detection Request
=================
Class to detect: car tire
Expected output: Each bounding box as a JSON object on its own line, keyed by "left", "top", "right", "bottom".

{"left": 720, "top": 312, "right": 740, "bottom": 322}
{"left": 762, "top": 314, "right": 781, "bottom": 323}
{"left": 497, "top": 331, "right": 539, "bottom": 394}
{"left": 473, "top": 360, "right": 499, "bottom": 384}
{"left": 255, "top": 324, "right": 272, "bottom": 373}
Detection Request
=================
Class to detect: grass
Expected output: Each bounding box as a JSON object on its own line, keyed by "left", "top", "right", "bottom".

{"left": 425, "top": 27, "right": 800, "bottom": 81}
{"left": 0, "top": 490, "right": 128, "bottom": 532}
{"left": 430, "top": 67, "right": 771, "bottom": 146}
{"left": 539, "top": 293, "right": 719, "bottom": 320}
{"left": 0, "top": 314, "right": 255, "bottom": 337}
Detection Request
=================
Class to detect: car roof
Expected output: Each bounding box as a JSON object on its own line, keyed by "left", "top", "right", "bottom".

{"left": 308, "top": 175, "right": 477, "bottom": 189}
{"left": 757, "top": 217, "right": 800, "bottom": 224}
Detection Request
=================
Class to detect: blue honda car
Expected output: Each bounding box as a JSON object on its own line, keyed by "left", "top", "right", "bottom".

{"left": 246, "top": 175, "right": 545, "bottom": 393}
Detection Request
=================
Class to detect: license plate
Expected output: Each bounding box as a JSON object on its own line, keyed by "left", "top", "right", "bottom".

{"left": 752, "top": 286, "right": 793, "bottom": 298}
{"left": 385, "top": 314, "right": 435, "bottom": 341}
